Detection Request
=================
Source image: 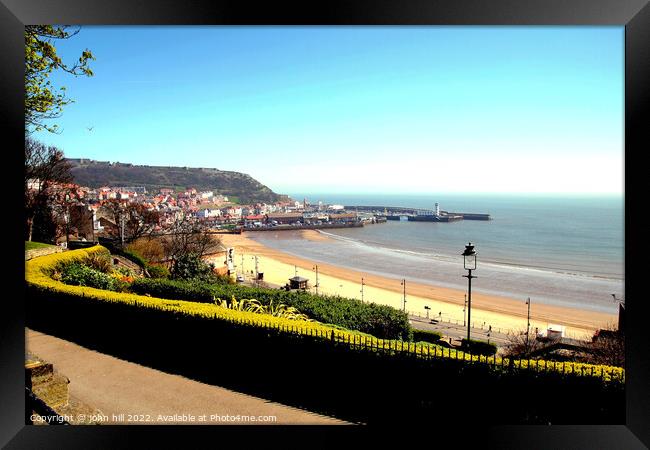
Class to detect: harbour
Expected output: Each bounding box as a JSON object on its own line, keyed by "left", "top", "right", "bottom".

{"left": 346, "top": 202, "right": 491, "bottom": 222}
{"left": 232, "top": 201, "right": 490, "bottom": 233}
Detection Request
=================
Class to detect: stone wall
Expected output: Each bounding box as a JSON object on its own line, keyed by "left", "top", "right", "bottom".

{"left": 25, "top": 360, "right": 69, "bottom": 408}
{"left": 25, "top": 246, "right": 64, "bottom": 261}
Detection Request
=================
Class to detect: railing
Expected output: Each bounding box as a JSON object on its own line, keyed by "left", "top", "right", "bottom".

{"left": 234, "top": 317, "right": 624, "bottom": 385}
{"left": 404, "top": 309, "right": 589, "bottom": 340}
{"left": 25, "top": 387, "right": 69, "bottom": 425}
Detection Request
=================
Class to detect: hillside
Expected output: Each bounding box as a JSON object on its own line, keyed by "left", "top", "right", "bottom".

{"left": 66, "top": 159, "right": 289, "bottom": 204}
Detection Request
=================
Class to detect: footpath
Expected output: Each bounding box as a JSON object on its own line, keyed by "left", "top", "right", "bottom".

{"left": 26, "top": 329, "right": 348, "bottom": 425}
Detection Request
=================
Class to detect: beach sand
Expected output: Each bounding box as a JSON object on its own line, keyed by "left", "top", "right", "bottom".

{"left": 219, "top": 231, "right": 617, "bottom": 340}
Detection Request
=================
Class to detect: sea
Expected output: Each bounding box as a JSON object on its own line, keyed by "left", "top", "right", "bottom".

{"left": 247, "top": 193, "right": 624, "bottom": 315}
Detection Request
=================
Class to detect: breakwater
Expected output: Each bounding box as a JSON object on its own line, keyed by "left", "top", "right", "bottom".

{"left": 345, "top": 205, "right": 491, "bottom": 221}
{"left": 243, "top": 222, "right": 363, "bottom": 232}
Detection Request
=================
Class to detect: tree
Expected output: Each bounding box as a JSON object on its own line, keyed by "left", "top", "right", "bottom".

{"left": 25, "top": 25, "right": 95, "bottom": 134}
{"left": 170, "top": 253, "right": 216, "bottom": 281}
{"left": 25, "top": 137, "right": 74, "bottom": 242}
{"left": 587, "top": 324, "right": 625, "bottom": 368}
{"left": 161, "top": 215, "right": 222, "bottom": 264}
{"left": 100, "top": 200, "right": 161, "bottom": 247}
{"left": 503, "top": 329, "right": 545, "bottom": 358}
{"left": 125, "top": 237, "right": 166, "bottom": 263}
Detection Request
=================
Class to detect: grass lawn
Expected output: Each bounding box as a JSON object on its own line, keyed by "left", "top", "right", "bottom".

{"left": 25, "top": 241, "right": 55, "bottom": 251}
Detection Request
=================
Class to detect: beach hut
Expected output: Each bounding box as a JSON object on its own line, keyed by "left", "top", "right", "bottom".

{"left": 288, "top": 276, "right": 309, "bottom": 290}
{"left": 546, "top": 324, "right": 565, "bottom": 340}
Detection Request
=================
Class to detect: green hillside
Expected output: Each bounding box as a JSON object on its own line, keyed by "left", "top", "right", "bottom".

{"left": 67, "top": 159, "right": 289, "bottom": 204}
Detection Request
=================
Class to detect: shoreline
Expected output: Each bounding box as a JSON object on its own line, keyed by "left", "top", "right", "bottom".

{"left": 219, "top": 231, "right": 617, "bottom": 340}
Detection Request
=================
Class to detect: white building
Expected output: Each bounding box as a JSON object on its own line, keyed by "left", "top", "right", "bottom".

{"left": 200, "top": 208, "right": 222, "bottom": 218}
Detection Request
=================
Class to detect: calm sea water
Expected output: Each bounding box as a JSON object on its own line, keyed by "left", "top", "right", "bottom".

{"left": 249, "top": 193, "right": 624, "bottom": 314}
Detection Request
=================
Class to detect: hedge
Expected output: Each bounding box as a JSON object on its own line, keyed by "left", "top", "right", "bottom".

{"left": 413, "top": 329, "right": 443, "bottom": 344}
{"left": 26, "top": 246, "right": 406, "bottom": 347}
{"left": 121, "top": 249, "right": 148, "bottom": 268}
{"left": 60, "top": 262, "right": 120, "bottom": 291}
{"left": 130, "top": 277, "right": 412, "bottom": 340}
{"left": 461, "top": 339, "right": 498, "bottom": 356}
{"left": 25, "top": 246, "right": 625, "bottom": 386}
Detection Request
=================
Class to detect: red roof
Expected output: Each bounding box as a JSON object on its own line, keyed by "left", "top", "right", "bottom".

{"left": 244, "top": 214, "right": 265, "bottom": 220}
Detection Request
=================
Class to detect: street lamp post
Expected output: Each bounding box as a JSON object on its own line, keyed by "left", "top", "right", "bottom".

{"left": 611, "top": 294, "right": 625, "bottom": 332}
{"left": 241, "top": 254, "right": 245, "bottom": 280}
{"left": 63, "top": 210, "right": 70, "bottom": 248}
{"left": 424, "top": 305, "right": 430, "bottom": 320}
{"left": 463, "top": 294, "right": 467, "bottom": 327}
{"left": 525, "top": 297, "right": 531, "bottom": 350}
{"left": 252, "top": 256, "right": 259, "bottom": 284}
{"left": 313, "top": 265, "right": 319, "bottom": 295}
{"left": 120, "top": 212, "right": 125, "bottom": 247}
{"left": 462, "top": 243, "right": 477, "bottom": 342}
{"left": 400, "top": 279, "right": 407, "bottom": 312}
{"left": 360, "top": 277, "right": 365, "bottom": 302}
{"left": 89, "top": 206, "right": 95, "bottom": 243}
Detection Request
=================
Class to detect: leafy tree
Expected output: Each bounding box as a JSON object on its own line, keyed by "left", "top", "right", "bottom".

{"left": 25, "top": 137, "right": 74, "bottom": 242}
{"left": 25, "top": 25, "right": 95, "bottom": 134}
{"left": 170, "top": 253, "right": 216, "bottom": 282}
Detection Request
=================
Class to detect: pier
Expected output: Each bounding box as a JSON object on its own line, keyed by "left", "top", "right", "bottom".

{"left": 345, "top": 205, "right": 491, "bottom": 221}
{"left": 242, "top": 222, "right": 363, "bottom": 232}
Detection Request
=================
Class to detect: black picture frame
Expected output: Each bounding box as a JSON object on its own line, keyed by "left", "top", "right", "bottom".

{"left": 1, "top": 0, "right": 648, "bottom": 448}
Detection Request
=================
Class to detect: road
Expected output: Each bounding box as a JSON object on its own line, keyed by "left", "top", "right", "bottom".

{"left": 26, "top": 329, "right": 349, "bottom": 425}
{"left": 408, "top": 315, "right": 513, "bottom": 347}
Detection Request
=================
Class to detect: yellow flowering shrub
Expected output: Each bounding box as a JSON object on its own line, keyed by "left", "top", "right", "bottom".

{"left": 26, "top": 246, "right": 624, "bottom": 384}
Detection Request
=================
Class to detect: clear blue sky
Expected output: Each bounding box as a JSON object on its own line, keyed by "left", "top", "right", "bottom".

{"left": 34, "top": 26, "right": 624, "bottom": 195}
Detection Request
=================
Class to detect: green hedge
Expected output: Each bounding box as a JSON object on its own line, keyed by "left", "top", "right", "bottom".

{"left": 60, "top": 262, "right": 121, "bottom": 291}
{"left": 120, "top": 249, "right": 148, "bottom": 268}
{"left": 413, "top": 329, "right": 443, "bottom": 344}
{"left": 129, "top": 278, "right": 411, "bottom": 340}
{"left": 461, "top": 339, "right": 497, "bottom": 356}
{"left": 146, "top": 264, "right": 170, "bottom": 279}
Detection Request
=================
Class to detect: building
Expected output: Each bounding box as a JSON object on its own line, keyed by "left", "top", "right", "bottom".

{"left": 223, "top": 207, "right": 243, "bottom": 219}
{"left": 199, "top": 208, "right": 222, "bottom": 219}
{"left": 288, "top": 276, "right": 309, "bottom": 290}
{"left": 68, "top": 205, "right": 96, "bottom": 241}
{"left": 329, "top": 213, "right": 359, "bottom": 223}
{"left": 266, "top": 213, "right": 303, "bottom": 225}
{"left": 243, "top": 214, "right": 265, "bottom": 226}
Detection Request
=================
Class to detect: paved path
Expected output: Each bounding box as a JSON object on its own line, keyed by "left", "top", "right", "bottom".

{"left": 26, "top": 329, "right": 348, "bottom": 425}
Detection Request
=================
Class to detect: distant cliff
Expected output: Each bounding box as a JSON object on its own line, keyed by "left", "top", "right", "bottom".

{"left": 67, "top": 159, "right": 289, "bottom": 204}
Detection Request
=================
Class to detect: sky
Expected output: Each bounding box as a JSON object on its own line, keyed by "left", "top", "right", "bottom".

{"left": 33, "top": 26, "right": 624, "bottom": 195}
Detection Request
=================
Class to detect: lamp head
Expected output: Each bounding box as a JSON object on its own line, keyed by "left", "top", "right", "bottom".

{"left": 462, "top": 242, "right": 477, "bottom": 270}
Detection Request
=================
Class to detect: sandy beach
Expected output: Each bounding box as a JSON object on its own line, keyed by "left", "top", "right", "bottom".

{"left": 219, "top": 231, "right": 617, "bottom": 340}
